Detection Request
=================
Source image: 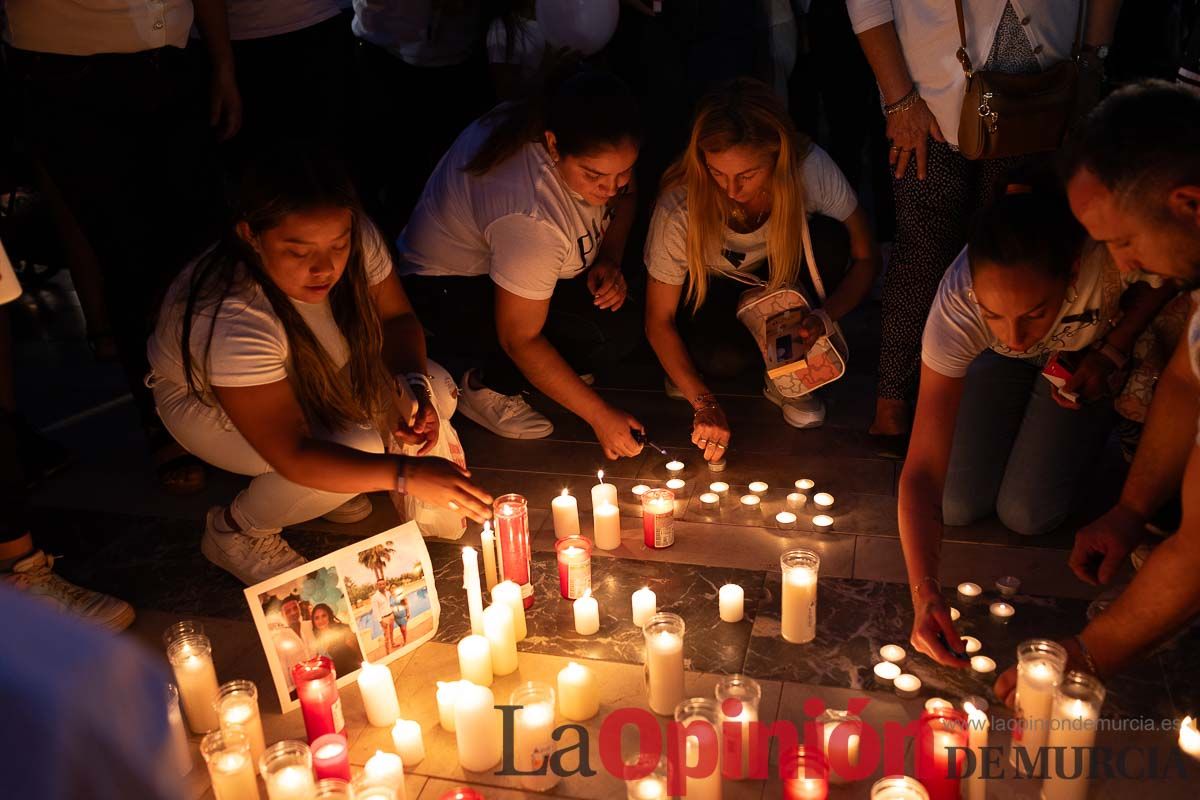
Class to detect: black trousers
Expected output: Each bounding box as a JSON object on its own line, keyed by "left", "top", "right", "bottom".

{"left": 404, "top": 272, "right": 643, "bottom": 396}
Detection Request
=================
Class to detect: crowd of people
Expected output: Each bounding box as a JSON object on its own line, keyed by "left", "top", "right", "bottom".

{"left": 1, "top": 2, "right": 1200, "bottom": 773}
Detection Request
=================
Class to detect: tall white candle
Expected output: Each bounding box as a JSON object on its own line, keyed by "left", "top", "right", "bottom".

{"left": 818, "top": 710, "right": 861, "bottom": 786}
{"left": 455, "top": 682, "right": 503, "bottom": 772}
{"left": 480, "top": 521, "right": 499, "bottom": 591}
{"left": 209, "top": 750, "right": 260, "bottom": 800}
{"left": 462, "top": 546, "right": 485, "bottom": 637}
{"left": 646, "top": 630, "right": 685, "bottom": 715}
{"left": 719, "top": 584, "right": 744, "bottom": 622}
{"left": 482, "top": 602, "right": 519, "bottom": 676}
{"left": 780, "top": 550, "right": 819, "bottom": 644}
{"left": 1182, "top": 716, "right": 1200, "bottom": 759}
{"left": 435, "top": 680, "right": 466, "bottom": 731}
{"left": 573, "top": 589, "right": 600, "bottom": 635}
{"left": 264, "top": 765, "right": 314, "bottom": 800}
{"left": 593, "top": 501, "right": 622, "bottom": 550}
{"left": 683, "top": 732, "right": 722, "bottom": 800}
{"left": 170, "top": 636, "right": 221, "bottom": 734}
{"left": 592, "top": 471, "right": 619, "bottom": 509}
{"left": 513, "top": 684, "right": 560, "bottom": 791}
{"left": 1014, "top": 657, "right": 1064, "bottom": 758}
{"left": 215, "top": 682, "right": 266, "bottom": 766}
{"left": 632, "top": 586, "right": 657, "bottom": 628}
{"left": 392, "top": 718, "right": 426, "bottom": 767}
{"left": 357, "top": 661, "right": 401, "bottom": 727}
{"left": 557, "top": 661, "right": 600, "bottom": 721}
{"left": 457, "top": 634, "right": 493, "bottom": 686}
{"left": 552, "top": 489, "right": 581, "bottom": 539}
{"left": 964, "top": 701, "right": 989, "bottom": 800}
{"left": 491, "top": 580, "right": 528, "bottom": 641}
{"left": 363, "top": 750, "right": 405, "bottom": 790}
{"left": 1042, "top": 676, "right": 1104, "bottom": 800}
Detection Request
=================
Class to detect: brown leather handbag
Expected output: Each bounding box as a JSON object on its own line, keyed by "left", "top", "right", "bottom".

{"left": 955, "top": 0, "right": 1084, "bottom": 160}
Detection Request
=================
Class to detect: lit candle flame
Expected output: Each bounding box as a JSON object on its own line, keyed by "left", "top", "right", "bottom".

{"left": 561, "top": 488, "right": 570, "bottom": 497}
{"left": 482, "top": 520, "right": 492, "bottom": 535}
{"left": 597, "top": 470, "right": 605, "bottom": 483}
{"left": 582, "top": 588, "right": 591, "bottom": 600}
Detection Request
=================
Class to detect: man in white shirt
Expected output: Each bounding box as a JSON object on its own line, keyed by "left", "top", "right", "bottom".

{"left": 371, "top": 579, "right": 397, "bottom": 654}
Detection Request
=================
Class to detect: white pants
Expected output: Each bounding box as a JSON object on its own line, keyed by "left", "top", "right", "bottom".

{"left": 152, "top": 362, "right": 458, "bottom": 536}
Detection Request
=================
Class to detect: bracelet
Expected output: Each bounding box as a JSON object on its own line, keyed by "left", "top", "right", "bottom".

{"left": 692, "top": 393, "right": 720, "bottom": 412}
{"left": 911, "top": 575, "right": 940, "bottom": 600}
{"left": 1072, "top": 634, "right": 1100, "bottom": 676}
{"left": 884, "top": 87, "right": 921, "bottom": 116}
{"left": 1091, "top": 341, "right": 1128, "bottom": 370}
{"left": 395, "top": 462, "right": 409, "bottom": 495}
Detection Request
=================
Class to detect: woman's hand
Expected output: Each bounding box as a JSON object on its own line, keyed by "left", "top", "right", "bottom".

{"left": 1052, "top": 350, "right": 1121, "bottom": 409}
{"left": 910, "top": 582, "right": 971, "bottom": 668}
{"left": 402, "top": 457, "right": 492, "bottom": 523}
{"left": 886, "top": 96, "right": 945, "bottom": 180}
{"left": 797, "top": 313, "right": 826, "bottom": 345}
{"left": 587, "top": 258, "right": 628, "bottom": 311}
{"left": 692, "top": 405, "right": 730, "bottom": 462}
{"left": 1068, "top": 504, "right": 1145, "bottom": 585}
{"left": 393, "top": 381, "right": 440, "bottom": 455}
{"left": 591, "top": 405, "right": 645, "bottom": 460}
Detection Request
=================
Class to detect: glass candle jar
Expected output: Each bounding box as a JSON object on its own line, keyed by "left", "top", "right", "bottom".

{"left": 494, "top": 493, "right": 533, "bottom": 608}
{"left": 1012, "top": 639, "right": 1068, "bottom": 762}
{"left": 715, "top": 674, "right": 762, "bottom": 780}
{"left": 311, "top": 733, "right": 351, "bottom": 782}
{"left": 166, "top": 683, "right": 193, "bottom": 776}
{"left": 555, "top": 535, "right": 592, "bottom": 599}
{"left": 624, "top": 754, "right": 668, "bottom": 800}
{"left": 782, "top": 745, "right": 829, "bottom": 800}
{"left": 162, "top": 619, "right": 204, "bottom": 648}
{"left": 168, "top": 633, "right": 221, "bottom": 734}
{"left": 915, "top": 708, "right": 968, "bottom": 800}
{"left": 511, "top": 681, "right": 560, "bottom": 792}
{"left": 641, "top": 488, "right": 676, "bottom": 549}
{"left": 816, "top": 708, "right": 863, "bottom": 785}
{"left": 674, "top": 697, "right": 722, "bottom": 800}
{"left": 313, "top": 779, "right": 353, "bottom": 800}
{"left": 200, "top": 728, "right": 260, "bottom": 800}
{"left": 780, "top": 548, "right": 820, "bottom": 644}
{"left": 215, "top": 680, "right": 266, "bottom": 765}
{"left": 643, "top": 612, "right": 686, "bottom": 716}
{"left": 259, "top": 740, "right": 314, "bottom": 800}
{"left": 870, "top": 775, "right": 930, "bottom": 799}
{"left": 292, "top": 655, "right": 345, "bottom": 743}
{"left": 1042, "top": 671, "right": 1106, "bottom": 800}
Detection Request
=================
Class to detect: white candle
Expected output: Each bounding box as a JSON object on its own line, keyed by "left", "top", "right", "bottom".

{"left": 391, "top": 719, "right": 425, "bottom": 767}
{"left": 265, "top": 765, "right": 314, "bottom": 800}
{"left": 682, "top": 732, "right": 721, "bottom": 800}
{"left": 363, "top": 750, "right": 405, "bottom": 790}
{"left": 879, "top": 644, "right": 906, "bottom": 663}
{"left": 491, "top": 580, "right": 527, "bottom": 641}
{"left": 591, "top": 471, "right": 619, "bottom": 509}
{"left": 462, "top": 546, "right": 485, "bottom": 637}
{"left": 786, "top": 492, "right": 807, "bottom": 509}
{"left": 552, "top": 489, "right": 581, "bottom": 539}
{"left": 812, "top": 514, "right": 833, "bottom": 530}
{"left": 170, "top": 638, "right": 221, "bottom": 734}
{"left": 812, "top": 492, "right": 834, "bottom": 510}
{"left": 749, "top": 480, "right": 769, "bottom": 494}
{"left": 720, "top": 696, "right": 760, "bottom": 781}
{"left": 454, "top": 683, "right": 502, "bottom": 772}
{"left": 1042, "top": 697, "right": 1100, "bottom": 800}
{"left": 357, "top": 661, "right": 401, "bottom": 728}
{"left": 665, "top": 478, "right": 686, "bottom": 491}
{"left": 719, "top": 584, "right": 744, "bottom": 622}
{"left": 593, "top": 501, "right": 622, "bottom": 551}
{"left": 1180, "top": 716, "right": 1200, "bottom": 759}
{"left": 924, "top": 697, "right": 954, "bottom": 712}
{"left": 482, "top": 603, "right": 518, "bottom": 676}
{"left": 795, "top": 478, "right": 815, "bottom": 491}
{"left": 739, "top": 494, "right": 761, "bottom": 510}
{"left": 435, "top": 680, "right": 466, "bottom": 731}
{"left": 1015, "top": 658, "right": 1062, "bottom": 756}
{"left": 573, "top": 589, "right": 600, "bottom": 635}
{"left": 775, "top": 511, "right": 797, "bottom": 529}
{"left": 666, "top": 460, "right": 685, "bottom": 475}
{"left": 215, "top": 685, "right": 266, "bottom": 766}
{"left": 645, "top": 630, "right": 684, "bottom": 715}
{"left": 873, "top": 662, "right": 901, "bottom": 683}
{"left": 709, "top": 481, "right": 730, "bottom": 495}
{"left": 457, "top": 634, "right": 493, "bottom": 686}
{"left": 167, "top": 686, "right": 193, "bottom": 776}
{"left": 631, "top": 587, "right": 657, "bottom": 628}
{"left": 209, "top": 750, "right": 259, "bottom": 800}
{"left": 557, "top": 661, "right": 600, "bottom": 721}
{"left": 781, "top": 552, "right": 818, "bottom": 644}
{"left": 990, "top": 602, "right": 1015, "bottom": 622}
{"left": 817, "top": 710, "right": 861, "bottom": 786}
{"left": 964, "top": 701, "right": 989, "bottom": 800}
{"left": 961, "top": 636, "right": 982, "bottom": 654}
{"left": 970, "top": 656, "right": 996, "bottom": 674}
{"left": 514, "top": 690, "right": 560, "bottom": 791}
{"left": 995, "top": 575, "right": 1021, "bottom": 597}
{"left": 628, "top": 776, "right": 668, "bottom": 800}
{"left": 631, "top": 484, "right": 650, "bottom": 497}
{"left": 893, "top": 674, "right": 921, "bottom": 698}
{"left": 957, "top": 582, "right": 982, "bottom": 602}
{"left": 699, "top": 492, "right": 720, "bottom": 509}
{"left": 480, "top": 521, "right": 499, "bottom": 591}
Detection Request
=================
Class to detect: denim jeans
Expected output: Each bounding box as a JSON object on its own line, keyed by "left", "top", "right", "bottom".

{"left": 943, "top": 350, "right": 1116, "bottom": 536}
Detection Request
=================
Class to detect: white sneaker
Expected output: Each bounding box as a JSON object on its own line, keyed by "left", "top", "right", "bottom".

{"left": 3, "top": 549, "right": 135, "bottom": 631}
{"left": 457, "top": 369, "right": 554, "bottom": 439}
{"left": 201, "top": 507, "right": 306, "bottom": 585}
{"left": 321, "top": 494, "right": 373, "bottom": 524}
{"left": 763, "top": 378, "right": 826, "bottom": 429}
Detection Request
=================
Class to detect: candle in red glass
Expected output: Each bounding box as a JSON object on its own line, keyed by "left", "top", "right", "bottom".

{"left": 312, "top": 733, "right": 351, "bottom": 781}
{"left": 782, "top": 745, "right": 829, "bottom": 800}
{"left": 292, "top": 656, "right": 345, "bottom": 743}
{"left": 555, "top": 536, "right": 592, "bottom": 599}
{"left": 494, "top": 493, "right": 534, "bottom": 608}
{"left": 437, "top": 789, "right": 486, "bottom": 800}
{"left": 916, "top": 709, "right": 968, "bottom": 800}
{"left": 641, "top": 488, "right": 675, "bottom": 549}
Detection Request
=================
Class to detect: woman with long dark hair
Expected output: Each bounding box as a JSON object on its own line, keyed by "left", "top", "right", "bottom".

{"left": 147, "top": 149, "right": 492, "bottom": 585}
{"left": 310, "top": 602, "right": 361, "bottom": 677}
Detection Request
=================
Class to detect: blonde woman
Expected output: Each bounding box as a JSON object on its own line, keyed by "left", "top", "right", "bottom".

{"left": 644, "top": 79, "right": 880, "bottom": 461}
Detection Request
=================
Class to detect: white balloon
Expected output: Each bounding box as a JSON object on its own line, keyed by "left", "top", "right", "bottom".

{"left": 536, "top": 0, "right": 620, "bottom": 56}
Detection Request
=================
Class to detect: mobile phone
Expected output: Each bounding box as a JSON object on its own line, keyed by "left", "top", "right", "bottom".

{"left": 1042, "top": 350, "right": 1084, "bottom": 402}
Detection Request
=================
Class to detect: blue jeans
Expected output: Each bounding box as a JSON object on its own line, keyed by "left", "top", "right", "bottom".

{"left": 943, "top": 351, "right": 1115, "bottom": 536}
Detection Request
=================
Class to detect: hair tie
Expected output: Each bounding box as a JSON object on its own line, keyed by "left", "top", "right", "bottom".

{"left": 1004, "top": 183, "right": 1033, "bottom": 195}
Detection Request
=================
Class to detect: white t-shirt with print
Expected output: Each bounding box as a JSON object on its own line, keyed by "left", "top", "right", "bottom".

{"left": 397, "top": 112, "right": 617, "bottom": 301}
{"left": 370, "top": 590, "right": 393, "bottom": 623}
{"left": 147, "top": 219, "right": 393, "bottom": 396}
{"left": 922, "top": 240, "right": 1131, "bottom": 378}
{"left": 643, "top": 144, "right": 858, "bottom": 286}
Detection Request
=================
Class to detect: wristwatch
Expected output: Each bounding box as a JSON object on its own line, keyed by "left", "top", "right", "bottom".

{"left": 1078, "top": 44, "right": 1110, "bottom": 72}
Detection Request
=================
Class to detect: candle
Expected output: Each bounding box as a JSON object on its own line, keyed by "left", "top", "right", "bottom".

{"left": 353, "top": 785, "right": 399, "bottom": 800}
{"left": 435, "top": 680, "right": 466, "bottom": 731}
{"left": 780, "top": 548, "right": 819, "bottom": 644}
{"left": 314, "top": 779, "right": 352, "bottom": 799}
{"left": 989, "top": 602, "right": 1015, "bottom": 622}
{"left": 163, "top": 619, "right": 204, "bottom": 648}
{"left": 956, "top": 582, "right": 982, "bottom": 602}
{"left": 675, "top": 699, "right": 722, "bottom": 800}
{"left": 166, "top": 684, "right": 193, "bottom": 776}
{"left": 391, "top": 719, "right": 425, "bottom": 767}
{"left": 665, "top": 477, "right": 686, "bottom": 491}
{"left": 894, "top": 674, "right": 921, "bottom": 698}
{"left": 699, "top": 492, "right": 720, "bottom": 509}
{"left": 201, "top": 728, "right": 260, "bottom": 800}
{"left": 868, "top": 776, "right": 928, "bottom": 799}
{"left": 795, "top": 478, "right": 815, "bottom": 491}
{"left": 816, "top": 709, "right": 861, "bottom": 785}
{"left": 312, "top": 734, "right": 351, "bottom": 781}
{"left": 293, "top": 656, "right": 345, "bottom": 743}
{"left": 950, "top": 607, "right": 961, "bottom": 622}
{"left": 512, "top": 682, "right": 561, "bottom": 791}
{"left": 593, "top": 501, "right": 622, "bottom": 551}
{"left": 666, "top": 460, "right": 685, "bottom": 475}
{"left": 483, "top": 602, "right": 519, "bottom": 676}
{"left": 461, "top": 546, "right": 486, "bottom": 637}
{"left": 812, "top": 515, "right": 833, "bottom": 530}
{"left": 995, "top": 575, "right": 1021, "bottom": 597}
{"left": 644, "top": 613, "right": 686, "bottom": 716}
{"left": 812, "top": 492, "right": 834, "bottom": 510}
{"left": 558, "top": 661, "right": 600, "bottom": 721}
{"left": 454, "top": 682, "right": 503, "bottom": 772}
{"left": 964, "top": 700, "right": 989, "bottom": 800}
{"left": 924, "top": 698, "right": 953, "bottom": 713}
{"left": 1042, "top": 673, "right": 1105, "bottom": 800}
{"left": 776, "top": 511, "right": 798, "bottom": 529}
{"left": 1180, "top": 716, "right": 1200, "bottom": 759}
{"left": 494, "top": 493, "right": 533, "bottom": 610}
{"left": 719, "top": 584, "right": 744, "bottom": 622}
{"left": 632, "top": 484, "right": 650, "bottom": 497}
{"left": 879, "top": 644, "right": 906, "bottom": 663}
{"left": 573, "top": 589, "right": 600, "bottom": 635}
{"left": 739, "top": 494, "right": 761, "bottom": 510}
{"left": 552, "top": 489, "right": 581, "bottom": 539}
{"left": 873, "top": 662, "right": 901, "bottom": 684}
{"left": 787, "top": 492, "right": 807, "bottom": 509}
{"left": 556, "top": 536, "right": 592, "bottom": 598}
{"left": 916, "top": 709, "right": 968, "bottom": 800}
{"left": 363, "top": 750, "right": 405, "bottom": 790}
{"left": 480, "top": 521, "right": 499, "bottom": 591}
{"left": 960, "top": 636, "right": 982, "bottom": 654}
{"left": 709, "top": 481, "right": 730, "bottom": 495}
{"left": 708, "top": 457, "right": 726, "bottom": 472}
{"left": 641, "top": 488, "right": 676, "bottom": 548}
{"left": 1012, "top": 640, "right": 1067, "bottom": 761}
{"left": 356, "top": 661, "right": 401, "bottom": 728}
{"left": 632, "top": 586, "right": 657, "bottom": 628}
{"left": 168, "top": 634, "right": 221, "bottom": 734}
{"left": 215, "top": 680, "right": 266, "bottom": 765}
{"left": 970, "top": 656, "right": 996, "bottom": 675}
{"left": 782, "top": 745, "right": 829, "bottom": 800}
{"left": 592, "top": 470, "right": 619, "bottom": 508}
{"left": 491, "top": 580, "right": 528, "bottom": 641}
{"left": 260, "top": 741, "right": 313, "bottom": 800}
{"left": 625, "top": 758, "right": 668, "bottom": 800}
{"left": 457, "top": 634, "right": 493, "bottom": 686}
{"left": 715, "top": 674, "right": 761, "bottom": 781}
{"left": 749, "top": 480, "right": 769, "bottom": 494}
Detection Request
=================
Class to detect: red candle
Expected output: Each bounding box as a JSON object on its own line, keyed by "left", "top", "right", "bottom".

{"left": 916, "top": 709, "right": 968, "bottom": 800}
{"left": 311, "top": 733, "right": 351, "bottom": 781}
{"left": 782, "top": 745, "right": 828, "bottom": 800}
{"left": 555, "top": 536, "right": 592, "bottom": 599}
{"left": 292, "top": 656, "right": 345, "bottom": 743}
{"left": 494, "top": 493, "right": 534, "bottom": 608}
{"left": 641, "top": 488, "right": 675, "bottom": 549}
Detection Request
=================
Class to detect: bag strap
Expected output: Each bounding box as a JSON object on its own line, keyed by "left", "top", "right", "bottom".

{"left": 799, "top": 210, "right": 826, "bottom": 303}
{"left": 955, "top": 0, "right": 1088, "bottom": 75}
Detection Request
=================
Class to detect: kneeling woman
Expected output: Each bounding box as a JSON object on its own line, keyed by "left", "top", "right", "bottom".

{"left": 148, "top": 152, "right": 492, "bottom": 585}
{"left": 644, "top": 78, "right": 879, "bottom": 461}
{"left": 899, "top": 181, "right": 1175, "bottom": 666}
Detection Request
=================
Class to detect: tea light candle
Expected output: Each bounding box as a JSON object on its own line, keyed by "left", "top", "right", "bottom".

{"left": 392, "top": 719, "right": 426, "bottom": 767}
{"left": 482, "top": 602, "right": 519, "bottom": 676}
{"left": 990, "top": 602, "right": 1015, "bottom": 622}
{"left": 957, "top": 582, "right": 982, "bottom": 602}
{"left": 970, "top": 656, "right": 996, "bottom": 675}
{"left": 666, "top": 460, "right": 685, "bottom": 475}
{"left": 557, "top": 661, "right": 600, "bottom": 721}
{"left": 1180, "top": 716, "right": 1200, "bottom": 759}
{"left": 995, "top": 575, "right": 1021, "bottom": 597}
{"left": 573, "top": 589, "right": 600, "bottom": 635}
{"left": 363, "top": 750, "right": 404, "bottom": 790}
{"left": 435, "top": 680, "right": 466, "bottom": 731}
{"left": 719, "top": 584, "right": 744, "bottom": 622}
{"left": 699, "top": 492, "right": 720, "bottom": 509}
{"left": 873, "top": 662, "right": 901, "bottom": 683}
{"left": 457, "top": 634, "right": 493, "bottom": 686}
{"left": 492, "top": 580, "right": 528, "bottom": 641}
{"left": 709, "top": 481, "right": 730, "bottom": 496}
{"left": 632, "top": 586, "right": 657, "bottom": 628}
{"left": 631, "top": 484, "right": 650, "bottom": 497}
{"left": 879, "top": 644, "right": 906, "bottom": 663}
{"left": 749, "top": 480, "right": 769, "bottom": 494}
{"left": 776, "top": 511, "right": 797, "bottom": 529}
{"left": 950, "top": 607, "right": 961, "bottom": 622}
{"left": 924, "top": 697, "right": 954, "bottom": 712}
{"left": 665, "top": 478, "right": 686, "bottom": 491}
{"left": 961, "top": 636, "right": 982, "bottom": 654}
{"left": 312, "top": 733, "right": 351, "bottom": 781}
{"left": 795, "top": 478, "right": 815, "bottom": 491}
{"left": 593, "top": 501, "right": 622, "bottom": 551}
{"left": 893, "top": 674, "right": 921, "bottom": 698}
{"left": 454, "top": 683, "right": 503, "bottom": 773}
{"left": 812, "top": 514, "right": 833, "bottom": 530}
{"left": 739, "top": 494, "right": 761, "bottom": 510}
{"left": 357, "top": 661, "right": 401, "bottom": 727}
{"left": 786, "top": 492, "right": 807, "bottom": 509}
{"left": 480, "top": 521, "right": 499, "bottom": 591}
{"left": 812, "top": 492, "right": 835, "bottom": 510}
{"left": 551, "top": 489, "right": 580, "bottom": 539}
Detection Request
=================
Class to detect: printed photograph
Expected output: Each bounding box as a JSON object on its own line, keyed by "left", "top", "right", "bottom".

{"left": 343, "top": 539, "right": 436, "bottom": 662}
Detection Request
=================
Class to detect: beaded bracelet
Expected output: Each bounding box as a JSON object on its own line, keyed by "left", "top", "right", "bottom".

{"left": 884, "top": 87, "right": 921, "bottom": 116}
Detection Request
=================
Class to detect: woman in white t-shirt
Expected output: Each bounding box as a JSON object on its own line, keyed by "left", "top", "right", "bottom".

{"left": 147, "top": 152, "right": 492, "bottom": 586}
{"left": 898, "top": 180, "right": 1176, "bottom": 668}
{"left": 644, "top": 79, "right": 880, "bottom": 461}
